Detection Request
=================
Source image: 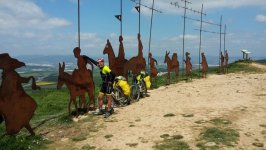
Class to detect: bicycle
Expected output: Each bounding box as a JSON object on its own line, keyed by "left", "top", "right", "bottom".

{"left": 129, "top": 76, "right": 147, "bottom": 102}
{"left": 111, "top": 85, "right": 130, "bottom": 107}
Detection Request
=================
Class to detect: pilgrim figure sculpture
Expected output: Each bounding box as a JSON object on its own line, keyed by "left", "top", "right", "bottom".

{"left": 201, "top": 52, "right": 208, "bottom": 78}
{"left": 123, "top": 33, "right": 146, "bottom": 80}
{"left": 0, "top": 53, "right": 40, "bottom": 135}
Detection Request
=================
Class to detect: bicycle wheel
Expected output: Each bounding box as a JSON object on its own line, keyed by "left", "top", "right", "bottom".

{"left": 130, "top": 84, "right": 140, "bottom": 102}
{"left": 112, "top": 87, "right": 129, "bottom": 107}
{"left": 140, "top": 80, "right": 147, "bottom": 98}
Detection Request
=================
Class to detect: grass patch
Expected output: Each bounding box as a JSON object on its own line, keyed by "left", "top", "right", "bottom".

{"left": 198, "top": 127, "right": 239, "bottom": 147}
{"left": 81, "top": 144, "right": 96, "bottom": 150}
{"left": 104, "top": 134, "right": 113, "bottom": 139}
{"left": 227, "top": 60, "right": 264, "bottom": 73}
{"left": 210, "top": 118, "right": 232, "bottom": 126}
{"left": 160, "top": 134, "right": 170, "bottom": 139}
{"left": 163, "top": 113, "right": 176, "bottom": 117}
{"left": 72, "top": 134, "right": 87, "bottom": 141}
{"left": 126, "top": 143, "right": 138, "bottom": 147}
{"left": 172, "top": 135, "right": 184, "bottom": 140}
{"left": 129, "top": 124, "right": 135, "bottom": 127}
{"left": 0, "top": 134, "right": 51, "bottom": 150}
{"left": 135, "top": 118, "right": 141, "bottom": 122}
{"left": 182, "top": 114, "right": 194, "bottom": 117}
{"left": 252, "top": 142, "right": 264, "bottom": 147}
{"left": 195, "top": 120, "right": 208, "bottom": 124}
{"left": 259, "top": 124, "right": 266, "bottom": 128}
{"left": 154, "top": 135, "right": 190, "bottom": 150}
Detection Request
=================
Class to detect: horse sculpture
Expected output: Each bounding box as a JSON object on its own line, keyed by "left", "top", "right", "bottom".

{"left": 103, "top": 37, "right": 127, "bottom": 76}
{"left": 201, "top": 52, "right": 208, "bottom": 78}
{"left": 123, "top": 33, "right": 146, "bottom": 80}
{"left": 184, "top": 52, "right": 192, "bottom": 80}
{"left": 164, "top": 51, "right": 179, "bottom": 84}
{"left": 0, "top": 53, "right": 40, "bottom": 135}
{"left": 149, "top": 52, "right": 158, "bottom": 79}
{"left": 57, "top": 62, "right": 94, "bottom": 117}
{"left": 220, "top": 52, "right": 225, "bottom": 74}
{"left": 225, "top": 50, "right": 229, "bottom": 74}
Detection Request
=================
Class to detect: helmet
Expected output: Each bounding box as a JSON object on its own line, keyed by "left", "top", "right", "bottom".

{"left": 97, "top": 58, "right": 104, "bottom": 63}
{"left": 140, "top": 70, "right": 146, "bottom": 75}
{"left": 115, "top": 76, "right": 126, "bottom": 81}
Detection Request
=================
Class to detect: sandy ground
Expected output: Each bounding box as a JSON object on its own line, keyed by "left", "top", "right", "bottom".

{"left": 46, "top": 68, "right": 266, "bottom": 150}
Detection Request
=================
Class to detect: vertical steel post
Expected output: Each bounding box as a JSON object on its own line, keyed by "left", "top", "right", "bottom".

{"left": 78, "top": 0, "right": 80, "bottom": 48}
{"left": 198, "top": 4, "right": 203, "bottom": 76}
{"left": 148, "top": 0, "right": 155, "bottom": 74}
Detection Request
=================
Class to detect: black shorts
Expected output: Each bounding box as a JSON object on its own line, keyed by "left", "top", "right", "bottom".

{"left": 100, "top": 83, "right": 112, "bottom": 95}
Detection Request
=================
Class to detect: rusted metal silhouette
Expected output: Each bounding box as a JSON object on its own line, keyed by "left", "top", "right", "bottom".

{"left": 149, "top": 52, "right": 158, "bottom": 79}
{"left": 57, "top": 62, "right": 92, "bottom": 117}
{"left": 103, "top": 36, "right": 127, "bottom": 76}
{"left": 0, "top": 53, "right": 40, "bottom": 135}
{"left": 184, "top": 52, "right": 192, "bottom": 80}
{"left": 72, "top": 47, "right": 95, "bottom": 110}
{"left": 225, "top": 50, "right": 229, "bottom": 74}
{"left": 123, "top": 33, "right": 146, "bottom": 80}
{"left": 220, "top": 51, "right": 225, "bottom": 74}
{"left": 164, "top": 51, "right": 179, "bottom": 84}
{"left": 201, "top": 52, "right": 208, "bottom": 78}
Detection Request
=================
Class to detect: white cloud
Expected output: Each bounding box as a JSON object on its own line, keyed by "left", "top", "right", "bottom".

{"left": 256, "top": 14, "right": 266, "bottom": 23}
{"left": 0, "top": 0, "right": 71, "bottom": 31}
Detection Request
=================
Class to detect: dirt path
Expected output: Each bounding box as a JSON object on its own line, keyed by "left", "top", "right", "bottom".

{"left": 46, "top": 72, "right": 266, "bottom": 150}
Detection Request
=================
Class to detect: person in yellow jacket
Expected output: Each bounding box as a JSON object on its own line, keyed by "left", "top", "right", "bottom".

{"left": 96, "top": 58, "right": 116, "bottom": 118}
{"left": 136, "top": 71, "right": 151, "bottom": 90}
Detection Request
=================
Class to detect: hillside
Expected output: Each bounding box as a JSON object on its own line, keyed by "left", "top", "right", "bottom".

{"left": 0, "top": 61, "right": 266, "bottom": 149}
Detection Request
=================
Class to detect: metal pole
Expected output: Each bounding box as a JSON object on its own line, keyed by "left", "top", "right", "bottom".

{"left": 148, "top": 0, "right": 155, "bottom": 74}
{"left": 199, "top": 4, "right": 203, "bottom": 76}
{"left": 224, "top": 24, "right": 226, "bottom": 54}
{"left": 120, "top": 0, "right": 122, "bottom": 36}
{"left": 78, "top": 0, "right": 80, "bottom": 48}
{"left": 139, "top": 0, "right": 141, "bottom": 34}
{"left": 219, "top": 15, "right": 222, "bottom": 68}
{"left": 182, "top": 1, "right": 187, "bottom": 76}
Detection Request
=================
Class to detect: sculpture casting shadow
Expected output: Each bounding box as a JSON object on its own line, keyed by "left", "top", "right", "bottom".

{"left": 184, "top": 52, "right": 192, "bottom": 81}
{"left": 220, "top": 52, "right": 225, "bottom": 74}
{"left": 164, "top": 51, "right": 179, "bottom": 84}
{"left": 149, "top": 52, "right": 158, "bottom": 80}
{"left": 103, "top": 37, "right": 128, "bottom": 76}
{"left": 57, "top": 62, "right": 93, "bottom": 117}
{"left": 123, "top": 33, "right": 146, "bottom": 80}
{"left": 72, "top": 47, "right": 95, "bottom": 110}
{"left": 0, "top": 53, "right": 40, "bottom": 135}
{"left": 201, "top": 52, "right": 208, "bottom": 78}
{"left": 225, "top": 50, "right": 229, "bottom": 74}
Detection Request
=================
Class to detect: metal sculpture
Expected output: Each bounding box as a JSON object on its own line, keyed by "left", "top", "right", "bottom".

{"left": 201, "top": 52, "right": 208, "bottom": 78}
{"left": 149, "top": 52, "right": 158, "bottom": 79}
{"left": 57, "top": 62, "right": 93, "bottom": 117}
{"left": 0, "top": 53, "right": 40, "bottom": 135}
{"left": 164, "top": 51, "right": 179, "bottom": 84}
{"left": 123, "top": 33, "right": 146, "bottom": 80}
{"left": 103, "top": 36, "right": 127, "bottom": 76}
{"left": 225, "top": 50, "right": 229, "bottom": 74}
{"left": 220, "top": 51, "right": 225, "bottom": 74}
{"left": 72, "top": 47, "right": 95, "bottom": 110}
{"left": 184, "top": 52, "right": 192, "bottom": 80}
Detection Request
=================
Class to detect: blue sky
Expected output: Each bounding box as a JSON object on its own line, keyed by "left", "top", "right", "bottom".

{"left": 0, "top": 0, "right": 266, "bottom": 60}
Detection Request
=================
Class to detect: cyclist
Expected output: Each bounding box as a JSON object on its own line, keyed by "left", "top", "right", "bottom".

{"left": 95, "top": 58, "right": 116, "bottom": 118}
{"left": 135, "top": 70, "right": 151, "bottom": 95}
